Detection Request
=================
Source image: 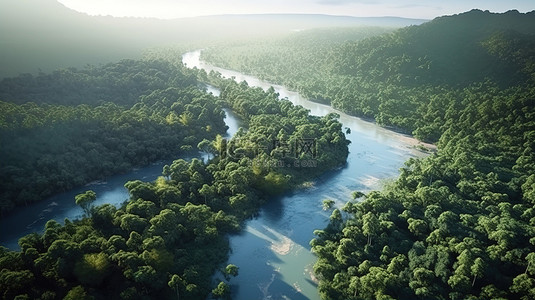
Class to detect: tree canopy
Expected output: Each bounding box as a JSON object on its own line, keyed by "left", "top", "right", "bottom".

{"left": 202, "top": 10, "right": 535, "bottom": 142}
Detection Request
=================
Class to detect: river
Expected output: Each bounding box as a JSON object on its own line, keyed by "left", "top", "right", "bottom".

{"left": 183, "top": 50, "right": 429, "bottom": 300}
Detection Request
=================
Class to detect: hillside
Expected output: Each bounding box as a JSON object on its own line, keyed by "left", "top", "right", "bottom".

{"left": 330, "top": 9, "right": 535, "bottom": 87}
{"left": 202, "top": 9, "right": 535, "bottom": 142}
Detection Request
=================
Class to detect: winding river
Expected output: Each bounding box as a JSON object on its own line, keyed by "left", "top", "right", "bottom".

{"left": 183, "top": 50, "right": 429, "bottom": 300}
{"left": 0, "top": 50, "right": 429, "bottom": 300}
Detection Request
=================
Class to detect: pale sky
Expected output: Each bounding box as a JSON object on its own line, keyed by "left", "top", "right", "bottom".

{"left": 57, "top": 0, "right": 534, "bottom": 20}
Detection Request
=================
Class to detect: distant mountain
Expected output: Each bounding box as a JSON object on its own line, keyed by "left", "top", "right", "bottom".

{"left": 196, "top": 14, "right": 427, "bottom": 28}
{"left": 0, "top": 0, "right": 151, "bottom": 78}
{"left": 0, "top": 0, "right": 426, "bottom": 78}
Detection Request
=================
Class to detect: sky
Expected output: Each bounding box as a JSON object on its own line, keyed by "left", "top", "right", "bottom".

{"left": 57, "top": 0, "right": 534, "bottom": 20}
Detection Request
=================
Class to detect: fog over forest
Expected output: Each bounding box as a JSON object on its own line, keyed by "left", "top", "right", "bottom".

{"left": 0, "top": 0, "right": 425, "bottom": 78}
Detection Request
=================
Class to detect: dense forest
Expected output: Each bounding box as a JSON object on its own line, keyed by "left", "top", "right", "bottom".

{"left": 201, "top": 9, "right": 535, "bottom": 299}
{"left": 0, "top": 58, "right": 350, "bottom": 299}
{"left": 311, "top": 86, "right": 535, "bottom": 299}
{"left": 0, "top": 60, "right": 226, "bottom": 216}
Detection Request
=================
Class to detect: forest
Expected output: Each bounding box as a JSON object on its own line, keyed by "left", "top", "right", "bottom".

{"left": 200, "top": 9, "right": 535, "bottom": 300}
{"left": 0, "top": 56, "right": 350, "bottom": 299}
{"left": 311, "top": 86, "right": 535, "bottom": 299}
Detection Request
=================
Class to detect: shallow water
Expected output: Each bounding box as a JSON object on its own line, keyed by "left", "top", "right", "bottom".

{"left": 183, "top": 50, "right": 428, "bottom": 299}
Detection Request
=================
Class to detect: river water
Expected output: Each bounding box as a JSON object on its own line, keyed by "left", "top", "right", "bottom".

{"left": 183, "top": 50, "right": 429, "bottom": 300}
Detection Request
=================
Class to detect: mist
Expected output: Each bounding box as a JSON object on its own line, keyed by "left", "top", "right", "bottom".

{"left": 0, "top": 0, "right": 426, "bottom": 78}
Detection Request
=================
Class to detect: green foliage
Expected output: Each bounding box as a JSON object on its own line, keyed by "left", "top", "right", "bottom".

{"left": 0, "top": 59, "right": 197, "bottom": 107}
{"left": 351, "top": 191, "right": 365, "bottom": 199}
{"left": 310, "top": 81, "right": 535, "bottom": 299}
{"left": 189, "top": 10, "right": 531, "bottom": 300}
{"left": 211, "top": 281, "right": 231, "bottom": 300}
{"left": 75, "top": 190, "right": 96, "bottom": 217}
{"left": 185, "top": 12, "right": 535, "bottom": 298}
{"left": 323, "top": 199, "right": 335, "bottom": 210}
{"left": 63, "top": 286, "right": 93, "bottom": 300}
{"left": 73, "top": 253, "right": 110, "bottom": 286}
{"left": 223, "top": 264, "right": 239, "bottom": 281}
{"left": 259, "top": 172, "right": 290, "bottom": 195}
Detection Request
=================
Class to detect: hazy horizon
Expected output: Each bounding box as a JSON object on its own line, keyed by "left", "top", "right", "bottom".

{"left": 57, "top": 0, "right": 534, "bottom": 20}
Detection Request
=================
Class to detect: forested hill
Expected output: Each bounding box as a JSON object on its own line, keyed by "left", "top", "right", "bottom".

{"left": 331, "top": 9, "right": 535, "bottom": 87}
{"left": 202, "top": 9, "right": 535, "bottom": 142}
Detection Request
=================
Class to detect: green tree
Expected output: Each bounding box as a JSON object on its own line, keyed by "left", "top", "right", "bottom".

{"left": 75, "top": 190, "right": 96, "bottom": 216}
{"left": 362, "top": 212, "right": 379, "bottom": 246}
{"left": 63, "top": 285, "right": 93, "bottom": 300}
{"left": 323, "top": 199, "right": 335, "bottom": 210}
{"left": 525, "top": 252, "right": 535, "bottom": 275}
{"left": 198, "top": 139, "right": 216, "bottom": 156}
{"left": 73, "top": 253, "right": 110, "bottom": 286}
{"left": 223, "top": 264, "right": 239, "bottom": 282}
{"left": 168, "top": 274, "right": 185, "bottom": 300}
{"left": 471, "top": 257, "right": 485, "bottom": 287}
{"left": 352, "top": 191, "right": 365, "bottom": 199}
{"left": 212, "top": 281, "right": 231, "bottom": 300}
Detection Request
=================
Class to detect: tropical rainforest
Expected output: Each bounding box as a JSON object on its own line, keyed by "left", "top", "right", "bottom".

{"left": 201, "top": 9, "right": 535, "bottom": 300}
{"left": 202, "top": 9, "right": 535, "bottom": 142}
{"left": 1, "top": 4, "right": 534, "bottom": 300}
